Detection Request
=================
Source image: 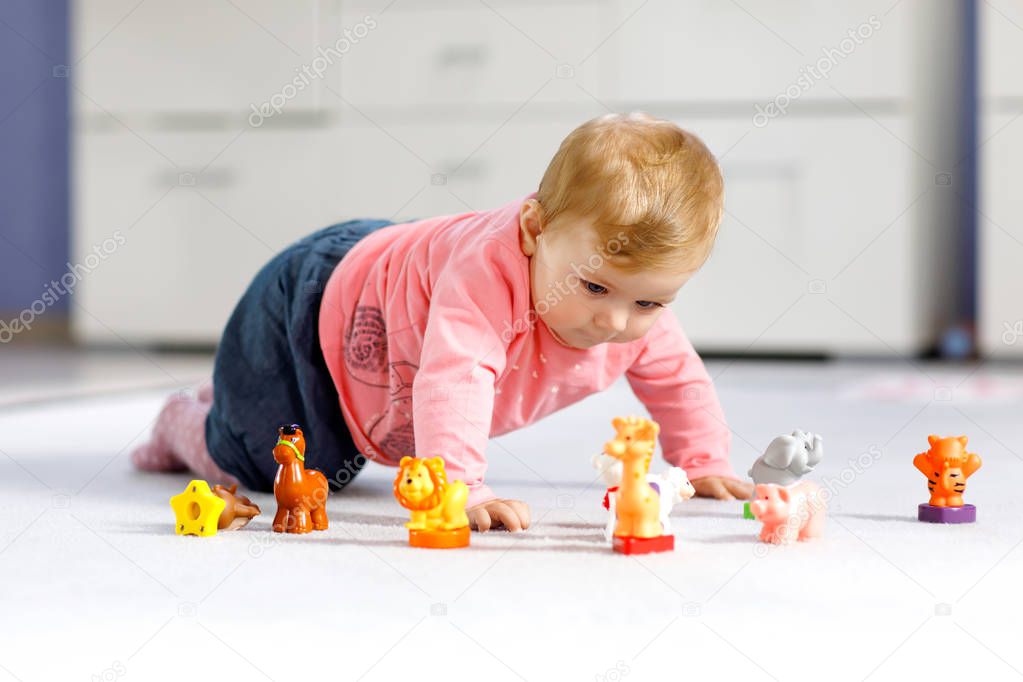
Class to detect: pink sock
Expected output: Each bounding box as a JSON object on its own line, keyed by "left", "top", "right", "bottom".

{"left": 131, "top": 386, "right": 240, "bottom": 487}
{"left": 196, "top": 379, "right": 213, "bottom": 404}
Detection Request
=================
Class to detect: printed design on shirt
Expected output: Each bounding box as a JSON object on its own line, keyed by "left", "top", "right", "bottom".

{"left": 344, "top": 305, "right": 418, "bottom": 459}
{"left": 344, "top": 305, "right": 389, "bottom": 386}
{"left": 366, "top": 361, "right": 418, "bottom": 459}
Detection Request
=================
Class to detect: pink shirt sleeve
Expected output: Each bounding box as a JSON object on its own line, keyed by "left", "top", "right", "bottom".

{"left": 412, "top": 238, "right": 516, "bottom": 509}
{"left": 625, "top": 311, "right": 739, "bottom": 481}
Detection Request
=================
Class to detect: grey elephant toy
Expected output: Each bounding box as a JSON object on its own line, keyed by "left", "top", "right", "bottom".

{"left": 748, "top": 430, "right": 824, "bottom": 486}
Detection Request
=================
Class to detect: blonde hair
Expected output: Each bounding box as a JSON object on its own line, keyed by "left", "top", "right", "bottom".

{"left": 536, "top": 112, "right": 724, "bottom": 273}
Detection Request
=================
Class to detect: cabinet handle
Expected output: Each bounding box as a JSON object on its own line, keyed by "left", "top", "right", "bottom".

{"left": 157, "top": 168, "right": 236, "bottom": 188}
{"left": 435, "top": 44, "right": 488, "bottom": 69}
{"left": 440, "top": 158, "right": 488, "bottom": 180}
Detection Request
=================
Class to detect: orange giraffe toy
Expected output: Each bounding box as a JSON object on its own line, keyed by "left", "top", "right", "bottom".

{"left": 604, "top": 416, "right": 673, "bottom": 554}
{"left": 272, "top": 424, "right": 329, "bottom": 533}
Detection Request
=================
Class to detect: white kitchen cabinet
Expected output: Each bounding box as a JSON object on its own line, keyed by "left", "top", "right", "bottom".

{"left": 978, "top": 0, "right": 1023, "bottom": 358}
{"left": 72, "top": 0, "right": 966, "bottom": 355}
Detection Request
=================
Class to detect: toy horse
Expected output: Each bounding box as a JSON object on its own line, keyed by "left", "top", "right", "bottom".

{"left": 272, "top": 424, "right": 329, "bottom": 533}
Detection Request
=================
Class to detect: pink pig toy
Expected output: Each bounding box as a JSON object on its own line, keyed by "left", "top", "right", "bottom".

{"left": 749, "top": 481, "right": 826, "bottom": 545}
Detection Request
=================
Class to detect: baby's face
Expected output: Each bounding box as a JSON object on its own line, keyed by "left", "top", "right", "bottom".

{"left": 520, "top": 206, "right": 692, "bottom": 349}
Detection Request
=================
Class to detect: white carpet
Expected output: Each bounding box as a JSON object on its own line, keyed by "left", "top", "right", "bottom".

{"left": 1, "top": 360, "right": 1022, "bottom": 682}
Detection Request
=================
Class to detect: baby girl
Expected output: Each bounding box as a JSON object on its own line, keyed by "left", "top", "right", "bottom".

{"left": 132, "top": 112, "right": 753, "bottom": 532}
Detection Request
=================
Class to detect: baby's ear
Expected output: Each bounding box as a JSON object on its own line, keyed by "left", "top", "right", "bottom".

{"left": 518, "top": 199, "right": 545, "bottom": 255}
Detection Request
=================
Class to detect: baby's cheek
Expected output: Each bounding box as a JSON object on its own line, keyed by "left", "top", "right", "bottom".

{"left": 545, "top": 297, "right": 587, "bottom": 327}
{"left": 634, "top": 311, "right": 664, "bottom": 335}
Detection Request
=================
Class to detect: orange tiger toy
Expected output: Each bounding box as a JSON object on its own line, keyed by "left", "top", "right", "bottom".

{"left": 913, "top": 435, "right": 982, "bottom": 508}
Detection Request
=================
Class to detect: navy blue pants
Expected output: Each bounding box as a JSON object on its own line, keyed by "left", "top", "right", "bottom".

{"left": 205, "top": 219, "right": 393, "bottom": 492}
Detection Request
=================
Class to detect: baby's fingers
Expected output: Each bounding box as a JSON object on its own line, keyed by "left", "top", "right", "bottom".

{"left": 504, "top": 500, "right": 531, "bottom": 530}
{"left": 694, "top": 477, "right": 734, "bottom": 501}
{"left": 469, "top": 506, "right": 493, "bottom": 532}
{"left": 725, "top": 478, "right": 754, "bottom": 500}
{"left": 487, "top": 501, "right": 520, "bottom": 532}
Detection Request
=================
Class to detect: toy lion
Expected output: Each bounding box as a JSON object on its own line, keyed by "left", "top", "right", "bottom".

{"left": 394, "top": 456, "right": 470, "bottom": 532}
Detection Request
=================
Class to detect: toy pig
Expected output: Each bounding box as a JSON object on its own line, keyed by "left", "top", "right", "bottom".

{"left": 749, "top": 481, "right": 826, "bottom": 545}
{"left": 748, "top": 430, "right": 824, "bottom": 487}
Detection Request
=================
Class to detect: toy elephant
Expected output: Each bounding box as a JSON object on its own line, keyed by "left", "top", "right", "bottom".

{"left": 748, "top": 430, "right": 824, "bottom": 487}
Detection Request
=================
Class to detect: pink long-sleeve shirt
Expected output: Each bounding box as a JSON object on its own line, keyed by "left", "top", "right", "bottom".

{"left": 319, "top": 192, "right": 737, "bottom": 508}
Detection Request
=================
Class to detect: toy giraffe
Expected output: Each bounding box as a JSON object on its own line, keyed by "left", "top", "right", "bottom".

{"left": 603, "top": 416, "right": 667, "bottom": 548}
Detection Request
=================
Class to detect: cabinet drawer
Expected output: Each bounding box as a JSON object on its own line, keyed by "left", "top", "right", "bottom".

{"left": 674, "top": 115, "right": 925, "bottom": 354}
{"left": 606, "top": 0, "right": 912, "bottom": 103}
{"left": 72, "top": 127, "right": 343, "bottom": 343}
{"left": 980, "top": 0, "right": 1023, "bottom": 99}
{"left": 338, "top": 1, "right": 608, "bottom": 109}
{"left": 73, "top": 0, "right": 333, "bottom": 114}
{"left": 321, "top": 118, "right": 582, "bottom": 222}
{"left": 979, "top": 111, "right": 1023, "bottom": 357}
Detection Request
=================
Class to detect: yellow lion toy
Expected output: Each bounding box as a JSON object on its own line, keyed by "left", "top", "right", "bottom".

{"left": 393, "top": 457, "right": 470, "bottom": 547}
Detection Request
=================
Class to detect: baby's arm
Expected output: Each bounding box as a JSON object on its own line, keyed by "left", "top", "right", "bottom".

{"left": 625, "top": 311, "right": 752, "bottom": 501}
{"left": 412, "top": 239, "right": 530, "bottom": 530}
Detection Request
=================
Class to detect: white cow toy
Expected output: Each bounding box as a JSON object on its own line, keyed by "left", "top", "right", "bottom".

{"left": 592, "top": 452, "right": 696, "bottom": 543}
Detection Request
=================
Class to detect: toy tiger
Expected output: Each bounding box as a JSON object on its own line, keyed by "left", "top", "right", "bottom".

{"left": 913, "top": 435, "right": 982, "bottom": 507}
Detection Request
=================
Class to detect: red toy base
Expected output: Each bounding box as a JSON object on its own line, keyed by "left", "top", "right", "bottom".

{"left": 409, "top": 526, "right": 470, "bottom": 549}
{"left": 918, "top": 503, "right": 976, "bottom": 524}
{"left": 613, "top": 534, "right": 675, "bottom": 555}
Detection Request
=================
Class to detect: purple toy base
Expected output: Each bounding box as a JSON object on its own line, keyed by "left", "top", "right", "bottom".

{"left": 918, "top": 503, "right": 976, "bottom": 524}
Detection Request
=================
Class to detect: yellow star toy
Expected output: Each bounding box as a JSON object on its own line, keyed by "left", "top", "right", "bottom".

{"left": 170, "top": 480, "right": 226, "bottom": 537}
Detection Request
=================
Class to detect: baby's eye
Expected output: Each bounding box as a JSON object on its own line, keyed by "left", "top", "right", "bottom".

{"left": 583, "top": 281, "right": 607, "bottom": 295}
{"left": 636, "top": 301, "right": 664, "bottom": 310}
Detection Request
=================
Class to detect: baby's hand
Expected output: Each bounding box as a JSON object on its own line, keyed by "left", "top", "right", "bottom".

{"left": 691, "top": 476, "right": 753, "bottom": 501}
{"left": 467, "top": 498, "right": 531, "bottom": 532}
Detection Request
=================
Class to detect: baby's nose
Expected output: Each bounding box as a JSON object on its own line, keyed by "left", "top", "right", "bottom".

{"left": 596, "top": 311, "right": 628, "bottom": 334}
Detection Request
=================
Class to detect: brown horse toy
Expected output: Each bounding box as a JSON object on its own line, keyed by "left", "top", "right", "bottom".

{"left": 212, "top": 484, "right": 261, "bottom": 531}
{"left": 272, "top": 424, "right": 329, "bottom": 533}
